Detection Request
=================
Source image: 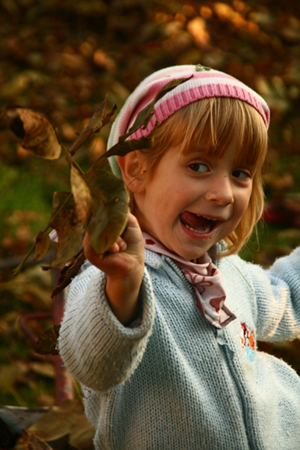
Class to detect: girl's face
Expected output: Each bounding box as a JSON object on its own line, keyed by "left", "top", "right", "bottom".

{"left": 133, "top": 138, "right": 255, "bottom": 261}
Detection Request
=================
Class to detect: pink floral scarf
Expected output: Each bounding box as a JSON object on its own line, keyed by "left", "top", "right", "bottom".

{"left": 143, "top": 233, "right": 236, "bottom": 329}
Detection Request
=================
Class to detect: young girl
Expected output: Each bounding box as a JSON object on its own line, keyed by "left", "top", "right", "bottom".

{"left": 59, "top": 65, "right": 300, "bottom": 450}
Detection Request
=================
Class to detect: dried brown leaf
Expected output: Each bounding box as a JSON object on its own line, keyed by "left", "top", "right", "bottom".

{"left": 49, "top": 192, "right": 85, "bottom": 269}
{"left": 1, "top": 106, "right": 61, "bottom": 159}
{"left": 124, "top": 76, "right": 192, "bottom": 138}
{"left": 51, "top": 250, "right": 85, "bottom": 298}
{"left": 69, "top": 99, "right": 116, "bottom": 156}
{"left": 33, "top": 231, "right": 50, "bottom": 262}
{"left": 34, "top": 325, "right": 60, "bottom": 356}
{"left": 15, "top": 430, "right": 53, "bottom": 450}
{"left": 28, "top": 399, "right": 95, "bottom": 449}
{"left": 71, "top": 167, "right": 93, "bottom": 224}
{"left": 104, "top": 77, "right": 191, "bottom": 160}
{"left": 105, "top": 132, "right": 155, "bottom": 159}
{"left": 84, "top": 157, "right": 130, "bottom": 255}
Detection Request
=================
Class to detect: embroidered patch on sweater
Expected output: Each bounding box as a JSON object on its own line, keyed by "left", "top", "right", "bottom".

{"left": 240, "top": 322, "right": 256, "bottom": 362}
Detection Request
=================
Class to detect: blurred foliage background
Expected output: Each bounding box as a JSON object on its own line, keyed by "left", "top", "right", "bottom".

{"left": 0, "top": 0, "right": 300, "bottom": 408}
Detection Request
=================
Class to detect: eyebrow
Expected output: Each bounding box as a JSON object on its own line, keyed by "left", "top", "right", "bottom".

{"left": 182, "top": 147, "right": 213, "bottom": 159}
{"left": 183, "top": 145, "right": 209, "bottom": 155}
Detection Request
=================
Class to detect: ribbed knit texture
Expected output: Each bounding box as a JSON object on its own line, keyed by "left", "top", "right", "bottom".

{"left": 59, "top": 247, "right": 300, "bottom": 450}
{"left": 107, "top": 65, "right": 270, "bottom": 177}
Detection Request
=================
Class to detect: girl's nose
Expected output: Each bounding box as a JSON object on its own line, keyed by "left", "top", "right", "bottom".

{"left": 205, "top": 175, "right": 234, "bottom": 206}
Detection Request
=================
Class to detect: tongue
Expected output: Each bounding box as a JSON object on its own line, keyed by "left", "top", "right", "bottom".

{"left": 180, "top": 211, "right": 210, "bottom": 229}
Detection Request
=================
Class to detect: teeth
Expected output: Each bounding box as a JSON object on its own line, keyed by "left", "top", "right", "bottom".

{"left": 183, "top": 223, "right": 211, "bottom": 234}
{"left": 196, "top": 214, "right": 217, "bottom": 221}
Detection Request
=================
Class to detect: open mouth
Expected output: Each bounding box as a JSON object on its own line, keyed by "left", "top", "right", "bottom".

{"left": 180, "top": 211, "right": 219, "bottom": 234}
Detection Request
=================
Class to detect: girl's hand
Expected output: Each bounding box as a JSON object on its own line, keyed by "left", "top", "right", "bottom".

{"left": 83, "top": 213, "right": 144, "bottom": 326}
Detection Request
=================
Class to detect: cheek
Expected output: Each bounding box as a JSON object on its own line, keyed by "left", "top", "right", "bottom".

{"left": 237, "top": 190, "right": 252, "bottom": 216}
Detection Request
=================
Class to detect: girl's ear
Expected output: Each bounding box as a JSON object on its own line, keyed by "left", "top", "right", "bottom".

{"left": 117, "top": 152, "right": 147, "bottom": 193}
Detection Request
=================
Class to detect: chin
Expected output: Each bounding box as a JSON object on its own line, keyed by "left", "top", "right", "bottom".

{"left": 176, "top": 247, "right": 207, "bottom": 262}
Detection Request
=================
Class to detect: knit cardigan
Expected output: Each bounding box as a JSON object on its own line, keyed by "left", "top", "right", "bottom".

{"left": 58, "top": 246, "right": 300, "bottom": 450}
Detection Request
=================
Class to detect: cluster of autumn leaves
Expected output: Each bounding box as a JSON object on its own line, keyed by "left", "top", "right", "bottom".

{"left": 0, "top": 77, "right": 190, "bottom": 296}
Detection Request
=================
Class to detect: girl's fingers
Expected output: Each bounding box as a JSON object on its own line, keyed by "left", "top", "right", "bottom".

{"left": 82, "top": 214, "right": 143, "bottom": 275}
{"left": 83, "top": 213, "right": 139, "bottom": 255}
{"left": 83, "top": 232, "right": 127, "bottom": 260}
{"left": 82, "top": 213, "right": 138, "bottom": 269}
{"left": 107, "top": 237, "right": 127, "bottom": 253}
{"left": 116, "top": 237, "right": 127, "bottom": 252}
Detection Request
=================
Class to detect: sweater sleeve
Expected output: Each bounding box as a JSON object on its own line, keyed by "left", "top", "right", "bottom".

{"left": 58, "top": 263, "right": 155, "bottom": 392}
{"left": 247, "top": 247, "right": 300, "bottom": 342}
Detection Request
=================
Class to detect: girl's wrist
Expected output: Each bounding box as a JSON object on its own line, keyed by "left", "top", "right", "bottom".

{"left": 105, "top": 271, "right": 143, "bottom": 326}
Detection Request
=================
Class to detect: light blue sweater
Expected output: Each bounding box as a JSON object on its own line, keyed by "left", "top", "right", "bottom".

{"left": 59, "top": 246, "right": 300, "bottom": 449}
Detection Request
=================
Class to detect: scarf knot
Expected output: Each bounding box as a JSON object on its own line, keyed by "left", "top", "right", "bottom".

{"left": 143, "top": 233, "right": 236, "bottom": 329}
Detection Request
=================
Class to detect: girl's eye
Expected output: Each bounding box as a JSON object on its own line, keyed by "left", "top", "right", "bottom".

{"left": 232, "top": 170, "right": 249, "bottom": 179}
{"left": 189, "top": 163, "right": 208, "bottom": 173}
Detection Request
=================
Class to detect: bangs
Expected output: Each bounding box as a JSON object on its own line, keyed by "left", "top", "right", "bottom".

{"left": 161, "top": 97, "right": 268, "bottom": 172}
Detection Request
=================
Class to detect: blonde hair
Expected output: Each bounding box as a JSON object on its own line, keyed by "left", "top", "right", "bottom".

{"left": 131, "top": 97, "right": 268, "bottom": 256}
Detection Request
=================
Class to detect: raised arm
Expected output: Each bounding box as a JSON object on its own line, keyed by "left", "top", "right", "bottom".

{"left": 238, "top": 247, "right": 300, "bottom": 341}
{"left": 58, "top": 213, "right": 155, "bottom": 392}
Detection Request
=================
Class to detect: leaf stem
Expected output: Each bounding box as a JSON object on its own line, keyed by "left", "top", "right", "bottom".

{"left": 61, "top": 143, "right": 85, "bottom": 175}
{"left": 12, "top": 242, "right": 36, "bottom": 276}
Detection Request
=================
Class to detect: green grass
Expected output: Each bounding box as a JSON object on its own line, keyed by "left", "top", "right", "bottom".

{"left": 0, "top": 156, "right": 71, "bottom": 249}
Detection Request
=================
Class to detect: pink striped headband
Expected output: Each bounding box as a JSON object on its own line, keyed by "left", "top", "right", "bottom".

{"left": 107, "top": 64, "right": 270, "bottom": 175}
